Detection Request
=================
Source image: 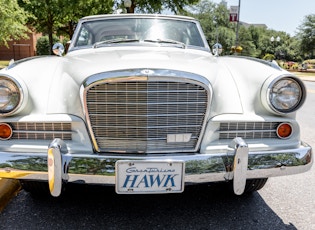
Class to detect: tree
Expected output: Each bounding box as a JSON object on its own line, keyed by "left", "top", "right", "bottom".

{"left": 58, "top": 0, "right": 113, "bottom": 38}
{"left": 19, "top": 0, "right": 113, "bottom": 54}
{"left": 185, "top": 0, "right": 235, "bottom": 55}
{"left": 36, "top": 35, "right": 59, "bottom": 55}
{"left": 118, "top": 0, "right": 199, "bottom": 14}
{"left": 238, "top": 26, "right": 257, "bottom": 57}
{"left": 19, "top": 0, "right": 63, "bottom": 54}
{"left": 0, "top": 0, "right": 30, "bottom": 47}
{"left": 296, "top": 14, "right": 315, "bottom": 59}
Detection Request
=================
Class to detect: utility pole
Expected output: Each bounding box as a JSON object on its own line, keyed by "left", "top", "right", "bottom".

{"left": 235, "top": 0, "right": 241, "bottom": 48}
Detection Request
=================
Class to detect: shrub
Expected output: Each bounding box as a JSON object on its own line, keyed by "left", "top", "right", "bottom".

{"left": 263, "top": 54, "right": 275, "bottom": 61}
{"left": 303, "top": 59, "right": 315, "bottom": 69}
{"left": 36, "top": 35, "right": 59, "bottom": 55}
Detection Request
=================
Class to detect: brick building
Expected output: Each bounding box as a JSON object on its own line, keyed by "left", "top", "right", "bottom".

{"left": 0, "top": 31, "right": 41, "bottom": 61}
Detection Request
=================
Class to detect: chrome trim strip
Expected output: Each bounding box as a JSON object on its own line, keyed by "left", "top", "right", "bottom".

{"left": 219, "top": 129, "right": 276, "bottom": 133}
{"left": 14, "top": 130, "right": 73, "bottom": 134}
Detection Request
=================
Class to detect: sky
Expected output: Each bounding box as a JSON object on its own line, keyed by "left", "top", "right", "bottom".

{"left": 212, "top": 0, "right": 315, "bottom": 36}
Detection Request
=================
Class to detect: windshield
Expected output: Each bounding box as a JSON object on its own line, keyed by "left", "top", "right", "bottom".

{"left": 72, "top": 17, "right": 206, "bottom": 50}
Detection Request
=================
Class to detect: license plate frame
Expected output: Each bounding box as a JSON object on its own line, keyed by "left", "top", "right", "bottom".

{"left": 115, "top": 160, "right": 185, "bottom": 194}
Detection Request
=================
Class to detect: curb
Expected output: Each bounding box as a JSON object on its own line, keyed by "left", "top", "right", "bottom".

{"left": 0, "top": 179, "right": 21, "bottom": 212}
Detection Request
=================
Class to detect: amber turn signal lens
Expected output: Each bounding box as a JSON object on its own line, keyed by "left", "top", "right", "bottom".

{"left": 276, "top": 123, "right": 292, "bottom": 139}
{"left": 0, "top": 123, "right": 13, "bottom": 140}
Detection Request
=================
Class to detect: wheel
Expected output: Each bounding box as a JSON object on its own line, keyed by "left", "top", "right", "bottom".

{"left": 244, "top": 178, "right": 268, "bottom": 193}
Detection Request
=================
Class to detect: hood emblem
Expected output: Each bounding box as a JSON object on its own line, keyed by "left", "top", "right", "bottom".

{"left": 141, "top": 69, "right": 155, "bottom": 75}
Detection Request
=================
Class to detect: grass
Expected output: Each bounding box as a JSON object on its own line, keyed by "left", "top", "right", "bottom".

{"left": 0, "top": 61, "right": 9, "bottom": 69}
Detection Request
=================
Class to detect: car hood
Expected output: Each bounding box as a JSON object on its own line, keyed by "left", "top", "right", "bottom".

{"left": 63, "top": 47, "right": 246, "bottom": 116}
{"left": 2, "top": 46, "right": 286, "bottom": 118}
{"left": 65, "top": 47, "right": 216, "bottom": 79}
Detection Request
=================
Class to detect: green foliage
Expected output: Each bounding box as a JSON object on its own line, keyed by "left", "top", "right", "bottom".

{"left": 36, "top": 35, "right": 59, "bottom": 55}
{"left": 14, "top": 0, "right": 315, "bottom": 63}
{"left": 19, "top": 0, "right": 114, "bottom": 54}
{"left": 238, "top": 26, "right": 257, "bottom": 57}
{"left": 184, "top": 0, "right": 235, "bottom": 55}
{"left": 57, "top": 0, "right": 114, "bottom": 37}
{"left": 0, "top": 0, "right": 30, "bottom": 47}
{"left": 303, "top": 59, "right": 315, "bottom": 69}
{"left": 263, "top": 54, "right": 275, "bottom": 61}
{"left": 0, "top": 61, "right": 9, "bottom": 69}
{"left": 116, "top": 0, "right": 199, "bottom": 14}
{"left": 296, "top": 14, "right": 315, "bottom": 58}
{"left": 19, "top": 0, "right": 64, "bottom": 54}
{"left": 304, "top": 59, "right": 315, "bottom": 64}
{"left": 186, "top": 1, "right": 309, "bottom": 62}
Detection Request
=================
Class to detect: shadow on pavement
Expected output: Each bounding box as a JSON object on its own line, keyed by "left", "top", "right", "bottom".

{"left": 0, "top": 183, "right": 296, "bottom": 230}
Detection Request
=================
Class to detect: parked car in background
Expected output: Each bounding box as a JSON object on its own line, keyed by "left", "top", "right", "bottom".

{"left": 0, "top": 14, "right": 312, "bottom": 197}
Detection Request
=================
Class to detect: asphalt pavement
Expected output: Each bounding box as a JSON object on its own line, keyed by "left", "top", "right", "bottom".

{"left": 0, "top": 179, "right": 21, "bottom": 212}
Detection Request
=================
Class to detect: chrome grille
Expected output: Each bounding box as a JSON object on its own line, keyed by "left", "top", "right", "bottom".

{"left": 86, "top": 81, "right": 208, "bottom": 153}
{"left": 219, "top": 122, "right": 280, "bottom": 139}
{"left": 10, "top": 122, "right": 72, "bottom": 140}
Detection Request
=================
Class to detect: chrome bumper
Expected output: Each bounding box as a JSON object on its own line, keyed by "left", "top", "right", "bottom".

{"left": 0, "top": 138, "right": 312, "bottom": 196}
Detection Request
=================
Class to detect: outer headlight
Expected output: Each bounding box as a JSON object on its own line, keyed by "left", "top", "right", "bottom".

{"left": 262, "top": 76, "right": 306, "bottom": 114}
{"left": 0, "top": 75, "right": 25, "bottom": 116}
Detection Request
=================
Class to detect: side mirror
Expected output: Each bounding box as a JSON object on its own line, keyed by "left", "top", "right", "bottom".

{"left": 212, "top": 43, "right": 222, "bottom": 56}
{"left": 52, "top": 43, "right": 65, "bottom": 56}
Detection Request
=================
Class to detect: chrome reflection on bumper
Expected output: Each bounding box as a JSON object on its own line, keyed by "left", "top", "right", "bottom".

{"left": 0, "top": 139, "right": 312, "bottom": 194}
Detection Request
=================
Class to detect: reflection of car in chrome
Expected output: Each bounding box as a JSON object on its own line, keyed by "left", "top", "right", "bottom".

{"left": 0, "top": 14, "right": 312, "bottom": 197}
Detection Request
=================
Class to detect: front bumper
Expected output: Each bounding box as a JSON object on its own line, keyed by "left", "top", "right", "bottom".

{"left": 0, "top": 138, "right": 312, "bottom": 196}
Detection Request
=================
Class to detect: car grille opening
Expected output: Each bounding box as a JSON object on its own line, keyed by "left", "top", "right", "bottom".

{"left": 10, "top": 122, "right": 72, "bottom": 140}
{"left": 219, "top": 122, "right": 281, "bottom": 139}
{"left": 85, "top": 80, "right": 209, "bottom": 153}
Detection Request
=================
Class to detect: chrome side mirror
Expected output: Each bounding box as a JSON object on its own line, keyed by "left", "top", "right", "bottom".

{"left": 212, "top": 43, "right": 222, "bottom": 56}
{"left": 52, "top": 43, "right": 65, "bottom": 56}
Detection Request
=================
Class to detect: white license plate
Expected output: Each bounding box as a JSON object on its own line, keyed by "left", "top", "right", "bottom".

{"left": 115, "top": 160, "right": 185, "bottom": 194}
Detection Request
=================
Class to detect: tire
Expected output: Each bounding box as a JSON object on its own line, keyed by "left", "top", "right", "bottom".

{"left": 19, "top": 180, "right": 50, "bottom": 197}
{"left": 244, "top": 178, "right": 268, "bottom": 193}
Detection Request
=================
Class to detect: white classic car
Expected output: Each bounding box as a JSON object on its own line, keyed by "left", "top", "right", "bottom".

{"left": 0, "top": 14, "right": 312, "bottom": 197}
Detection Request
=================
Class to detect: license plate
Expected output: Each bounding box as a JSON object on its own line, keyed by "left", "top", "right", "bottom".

{"left": 115, "top": 160, "right": 185, "bottom": 194}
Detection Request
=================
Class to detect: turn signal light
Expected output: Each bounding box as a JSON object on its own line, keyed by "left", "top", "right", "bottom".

{"left": 276, "top": 123, "right": 292, "bottom": 139}
{"left": 0, "top": 123, "right": 12, "bottom": 140}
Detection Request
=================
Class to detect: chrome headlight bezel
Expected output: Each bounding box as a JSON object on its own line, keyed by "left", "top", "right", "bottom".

{"left": 261, "top": 75, "right": 306, "bottom": 115}
{"left": 0, "top": 75, "right": 28, "bottom": 116}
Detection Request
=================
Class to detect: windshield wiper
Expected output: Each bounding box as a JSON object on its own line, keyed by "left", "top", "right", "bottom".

{"left": 93, "top": 38, "right": 140, "bottom": 48}
{"left": 143, "top": 39, "right": 186, "bottom": 49}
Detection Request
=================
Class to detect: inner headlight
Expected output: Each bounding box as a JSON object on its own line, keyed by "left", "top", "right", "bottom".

{"left": 0, "top": 76, "right": 22, "bottom": 115}
{"left": 266, "top": 77, "right": 306, "bottom": 114}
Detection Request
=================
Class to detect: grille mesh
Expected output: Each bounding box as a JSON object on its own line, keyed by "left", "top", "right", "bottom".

{"left": 219, "top": 122, "right": 280, "bottom": 139}
{"left": 10, "top": 122, "right": 72, "bottom": 140}
{"left": 86, "top": 81, "right": 208, "bottom": 153}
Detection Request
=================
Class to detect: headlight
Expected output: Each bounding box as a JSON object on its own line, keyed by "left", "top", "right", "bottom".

{"left": 0, "top": 75, "right": 25, "bottom": 116}
{"left": 262, "top": 76, "right": 306, "bottom": 114}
